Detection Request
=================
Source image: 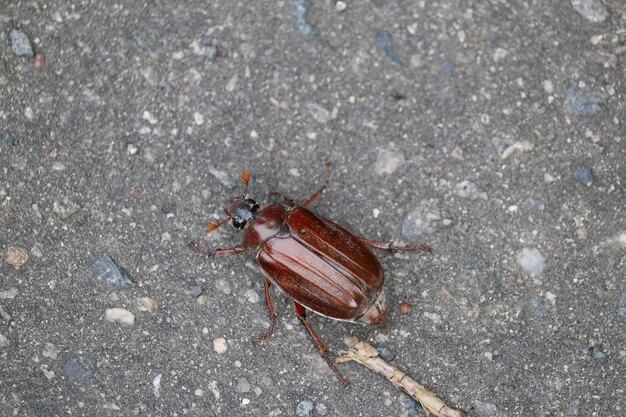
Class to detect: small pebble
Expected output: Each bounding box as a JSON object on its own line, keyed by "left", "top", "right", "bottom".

{"left": 492, "top": 47, "right": 509, "bottom": 62}
{"left": 377, "top": 345, "right": 396, "bottom": 361}
{"left": 215, "top": 279, "right": 232, "bottom": 295}
{"left": 500, "top": 141, "right": 534, "bottom": 159}
{"left": 5, "top": 246, "right": 29, "bottom": 270}
{"left": 143, "top": 111, "right": 158, "bottom": 124}
{"left": 304, "top": 102, "right": 336, "bottom": 124}
{"left": 190, "top": 40, "right": 217, "bottom": 59}
{"left": 4, "top": 134, "right": 17, "bottom": 147}
{"left": 315, "top": 403, "right": 328, "bottom": 416}
{"left": 401, "top": 395, "right": 424, "bottom": 414}
{"left": 374, "top": 148, "right": 405, "bottom": 175}
{"left": 524, "top": 198, "right": 545, "bottom": 211}
{"left": 208, "top": 380, "right": 220, "bottom": 399}
{"left": 0, "top": 288, "right": 19, "bottom": 300}
{"left": 34, "top": 52, "right": 46, "bottom": 69}
{"left": 563, "top": 87, "right": 605, "bottom": 116}
{"left": 225, "top": 74, "right": 238, "bottom": 92}
{"left": 213, "top": 337, "right": 228, "bottom": 354}
{"left": 189, "top": 285, "right": 203, "bottom": 297}
{"left": 207, "top": 165, "right": 235, "bottom": 187}
{"left": 236, "top": 377, "right": 251, "bottom": 393}
{"left": 376, "top": 30, "right": 402, "bottom": 66}
{"left": 140, "top": 67, "right": 159, "bottom": 87}
{"left": 127, "top": 143, "right": 139, "bottom": 155}
{"left": 401, "top": 199, "right": 451, "bottom": 238}
{"left": 531, "top": 297, "right": 546, "bottom": 317}
{"left": 591, "top": 345, "right": 608, "bottom": 364}
{"left": 474, "top": 400, "right": 497, "bottom": 416}
{"left": 399, "top": 301, "right": 412, "bottom": 315}
{"left": 42, "top": 343, "right": 61, "bottom": 359}
{"left": 0, "top": 333, "right": 9, "bottom": 348}
{"left": 193, "top": 112, "right": 204, "bottom": 125}
{"left": 89, "top": 255, "right": 135, "bottom": 291}
{"left": 543, "top": 80, "right": 554, "bottom": 94}
{"left": 295, "top": 399, "right": 314, "bottom": 417}
{"left": 246, "top": 289, "right": 260, "bottom": 303}
{"left": 261, "top": 376, "right": 274, "bottom": 387}
{"left": 63, "top": 356, "right": 96, "bottom": 382}
{"left": 0, "top": 305, "right": 11, "bottom": 321}
{"left": 136, "top": 297, "right": 157, "bottom": 313}
{"left": 106, "top": 308, "right": 135, "bottom": 325}
{"left": 10, "top": 29, "right": 34, "bottom": 57}
{"left": 571, "top": 164, "right": 594, "bottom": 187}
{"left": 517, "top": 248, "right": 546, "bottom": 273}
{"left": 454, "top": 180, "right": 482, "bottom": 199}
{"left": 423, "top": 312, "right": 442, "bottom": 324}
{"left": 194, "top": 389, "right": 204, "bottom": 397}
{"left": 53, "top": 196, "right": 81, "bottom": 219}
{"left": 618, "top": 293, "right": 626, "bottom": 317}
{"left": 335, "top": 1, "right": 347, "bottom": 12}
{"left": 153, "top": 374, "right": 162, "bottom": 397}
{"left": 571, "top": 0, "right": 608, "bottom": 22}
{"left": 290, "top": 0, "right": 313, "bottom": 38}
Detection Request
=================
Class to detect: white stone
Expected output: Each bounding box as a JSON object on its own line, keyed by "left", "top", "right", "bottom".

{"left": 213, "top": 337, "right": 228, "bottom": 354}
{"left": 517, "top": 248, "right": 546, "bottom": 273}
{"left": 105, "top": 308, "right": 135, "bottom": 325}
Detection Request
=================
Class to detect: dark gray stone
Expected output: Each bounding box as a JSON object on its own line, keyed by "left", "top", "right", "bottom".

{"left": 591, "top": 346, "right": 608, "bottom": 364}
{"left": 401, "top": 395, "right": 424, "bottom": 414}
{"left": 10, "top": 29, "right": 34, "bottom": 57}
{"left": 376, "top": 345, "right": 396, "bottom": 361}
{"left": 296, "top": 399, "right": 314, "bottom": 417}
{"left": 376, "top": 30, "right": 403, "bottom": 67}
{"left": 89, "top": 255, "right": 135, "bottom": 291}
{"left": 563, "top": 87, "right": 605, "bottom": 116}
{"left": 63, "top": 356, "right": 96, "bottom": 382}
{"left": 571, "top": 164, "right": 594, "bottom": 187}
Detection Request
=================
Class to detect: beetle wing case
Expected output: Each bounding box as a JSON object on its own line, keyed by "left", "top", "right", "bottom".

{"left": 257, "top": 207, "right": 387, "bottom": 325}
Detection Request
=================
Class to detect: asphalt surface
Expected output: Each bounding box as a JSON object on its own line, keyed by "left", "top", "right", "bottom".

{"left": 1, "top": 1, "right": 625, "bottom": 416}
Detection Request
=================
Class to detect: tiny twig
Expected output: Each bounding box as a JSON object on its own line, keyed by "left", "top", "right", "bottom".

{"left": 337, "top": 338, "right": 463, "bottom": 417}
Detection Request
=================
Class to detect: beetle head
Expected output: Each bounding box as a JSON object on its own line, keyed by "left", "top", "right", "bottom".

{"left": 206, "top": 170, "right": 260, "bottom": 234}
{"left": 225, "top": 197, "right": 260, "bottom": 230}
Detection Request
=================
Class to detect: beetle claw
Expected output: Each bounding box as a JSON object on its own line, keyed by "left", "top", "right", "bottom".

{"left": 251, "top": 321, "right": 275, "bottom": 345}
{"left": 188, "top": 241, "right": 214, "bottom": 257}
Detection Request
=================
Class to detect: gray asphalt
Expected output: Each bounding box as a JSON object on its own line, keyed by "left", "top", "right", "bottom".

{"left": 1, "top": 1, "right": 625, "bottom": 416}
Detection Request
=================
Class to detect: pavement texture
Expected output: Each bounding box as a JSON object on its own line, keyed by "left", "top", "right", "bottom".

{"left": 1, "top": 1, "right": 625, "bottom": 416}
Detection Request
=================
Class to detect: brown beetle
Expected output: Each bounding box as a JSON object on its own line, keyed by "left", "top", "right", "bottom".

{"left": 189, "top": 164, "right": 430, "bottom": 385}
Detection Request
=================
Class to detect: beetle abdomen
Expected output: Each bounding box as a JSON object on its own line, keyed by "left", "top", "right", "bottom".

{"left": 257, "top": 207, "right": 384, "bottom": 321}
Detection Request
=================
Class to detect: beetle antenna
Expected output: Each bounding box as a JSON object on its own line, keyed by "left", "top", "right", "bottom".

{"left": 241, "top": 170, "right": 251, "bottom": 198}
{"left": 207, "top": 218, "right": 229, "bottom": 234}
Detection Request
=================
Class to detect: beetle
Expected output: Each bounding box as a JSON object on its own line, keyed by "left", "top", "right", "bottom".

{"left": 189, "top": 164, "right": 431, "bottom": 385}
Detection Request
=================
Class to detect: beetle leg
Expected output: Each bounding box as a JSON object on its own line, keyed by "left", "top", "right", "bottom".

{"left": 293, "top": 302, "right": 349, "bottom": 386}
{"left": 268, "top": 191, "right": 295, "bottom": 207}
{"left": 302, "top": 162, "right": 333, "bottom": 208}
{"left": 188, "top": 241, "right": 245, "bottom": 257}
{"left": 358, "top": 238, "right": 432, "bottom": 254}
{"left": 251, "top": 277, "right": 277, "bottom": 345}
